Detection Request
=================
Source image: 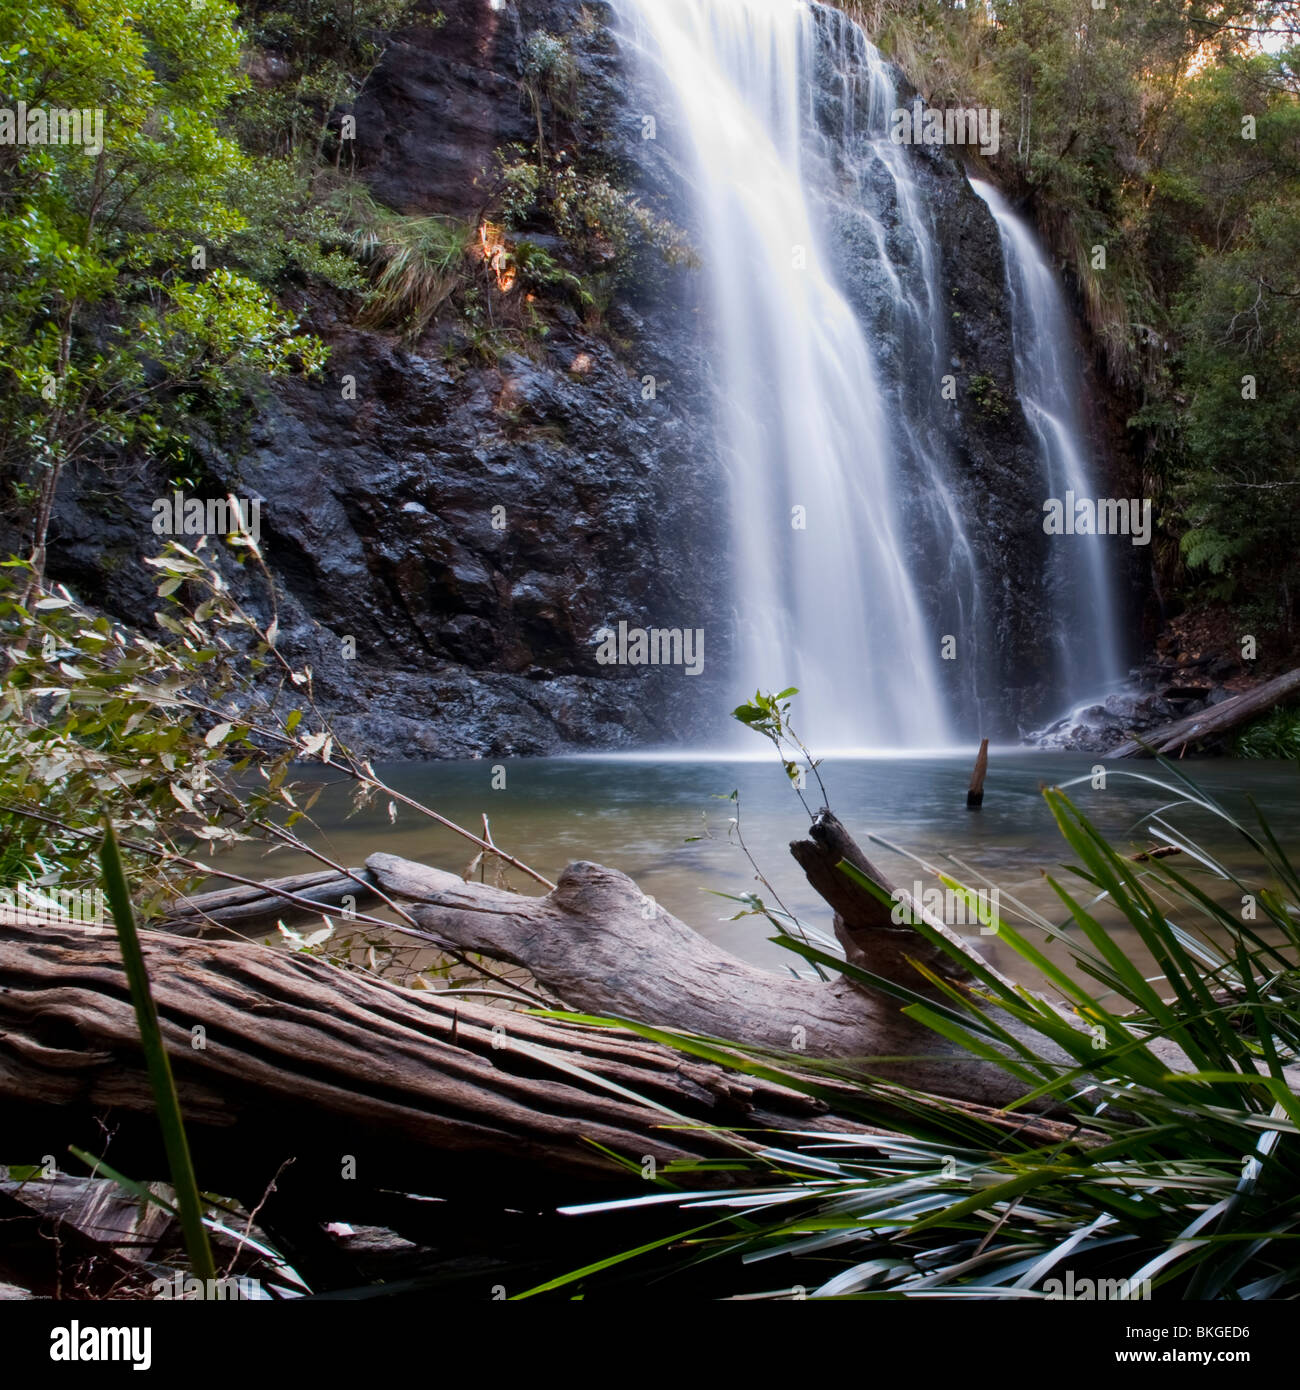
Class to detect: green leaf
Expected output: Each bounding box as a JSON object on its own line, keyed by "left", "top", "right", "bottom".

{"left": 99, "top": 821, "right": 215, "bottom": 1286}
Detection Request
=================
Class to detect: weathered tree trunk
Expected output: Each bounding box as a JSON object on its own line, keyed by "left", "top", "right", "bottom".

{"left": 365, "top": 810, "right": 1078, "bottom": 1112}
{"left": 0, "top": 920, "right": 876, "bottom": 1204}
{"left": 1109, "top": 667, "right": 1300, "bottom": 757}
{"left": 787, "top": 809, "right": 980, "bottom": 994}
{"left": 0, "top": 805, "right": 1100, "bottom": 1264}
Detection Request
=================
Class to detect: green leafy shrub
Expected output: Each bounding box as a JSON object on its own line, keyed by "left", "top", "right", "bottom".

{"left": 522, "top": 30, "right": 581, "bottom": 158}
{"left": 966, "top": 373, "right": 1011, "bottom": 418}
{"left": 496, "top": 149, "right": 544, "bottom": 230}
{"left": 0, "top": 0, "right": 327, "bottom": 576}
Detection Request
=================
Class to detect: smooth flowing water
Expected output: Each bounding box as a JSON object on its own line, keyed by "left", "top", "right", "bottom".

{"left": 221, "top": 755, "right": 1300, "bottom": 984}
{"left": 616, "top": 1, "right": 1124, "bottom": 751}
{"left": 617, "top": 0, "right": 953, "bottom": 749}
{"left": 969, "top": 179, "right": 1123, "bottom": 703}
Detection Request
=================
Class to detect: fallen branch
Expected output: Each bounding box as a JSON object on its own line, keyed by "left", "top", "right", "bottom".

{"left": 161, "top": 868, "right": 380, "bottom": 937}
{"left": 366, "top": 813, "right": 1077, "bottom": 1111}
{"left": 1109, "top": 667, "right": 1300, "bottom": 758}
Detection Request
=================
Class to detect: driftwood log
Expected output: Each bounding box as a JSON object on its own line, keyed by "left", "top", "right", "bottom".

{"left": 358, "top": 810, "right": 1087, "bottom": 1113}
{"left": 0, "top": 921, "right": 920, "bottom": 1292}
{"left": 160, "top": 867, "right": 380, "bottom": 937}
{"left": 0, "top": 919, "right": 877, "bottom": 1193}
{"left": 1, "top": 805, "right": 1110, "bottom": 1278}
{"left": 1110, "top": 666, "right": 1300, "bottom": 757}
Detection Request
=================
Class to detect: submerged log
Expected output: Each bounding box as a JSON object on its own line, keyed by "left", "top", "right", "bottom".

{"left": 1109, "top": 667, "right": 1300, "bottom": 758}
{"left": 160, "top": 867, "right": 379, "bottom": 937}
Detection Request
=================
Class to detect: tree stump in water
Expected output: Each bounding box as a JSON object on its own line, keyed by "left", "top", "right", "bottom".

{"left": 967, "top": 738, "right": 990, "bottom": 808}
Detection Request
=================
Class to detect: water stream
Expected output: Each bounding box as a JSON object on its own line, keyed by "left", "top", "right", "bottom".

{"left": 972, "top": 177, "right": 1124, "bottom": 704}
{"left": 618, "top": 0, "right": 954, "bottom": 748}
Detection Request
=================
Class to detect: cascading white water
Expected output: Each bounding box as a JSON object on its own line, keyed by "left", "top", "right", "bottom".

{"left": 615, "top": 0, "right": 1123, "bottom": 745}
{"left": 616, "top": 0, "right": 953, "bottom": 748}
{"left": 970, "top": 180, "right": 1124, "bottom": 700}
{"left": 847, "top": 37, "right": 988, "bottom": 728}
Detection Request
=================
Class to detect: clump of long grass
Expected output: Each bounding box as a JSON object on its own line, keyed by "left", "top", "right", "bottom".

{"left": 1236, "top": 706, "right": 1300, "bottom": 761}
{"left": 353, "top": 216, "right": 474, "bottom": 339}
{"left": 328, "top": 184, "right": 475, "bottom": 340}
{"left": 522, "top": 760, "right": 1300, "bottom": 1300}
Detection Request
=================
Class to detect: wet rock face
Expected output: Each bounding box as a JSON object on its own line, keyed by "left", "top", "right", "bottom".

{"left": 45, "top": 0, "right": 732, "bottom": 758}
{"left": 1031, "top": 648, "right": 1250, "bottom": 753}
{"left": 353, "top": 0, "right": 532, "bottom": 219}
{"left": 207, "top": 302, "right": 730, "bottom": 755}
{"left": 41, "top": 0, "right": 1097, "bottom": 756}
{"left": 916, "top": 164, "right": 1060, "bottom": 735}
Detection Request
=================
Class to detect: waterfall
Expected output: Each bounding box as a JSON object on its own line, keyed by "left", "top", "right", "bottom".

{"left": 616, "top": 0, "right": 957, "bottom": 749}
{"left": 970, "top": 180, "right": 1124, "bottom": 703}
{"left": 614, "top": 0, "right": 1118, "bottom": 746}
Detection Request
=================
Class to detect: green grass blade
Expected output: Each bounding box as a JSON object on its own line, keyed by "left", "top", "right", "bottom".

{"left": 100, "top": 819, "right": 216, "bottom": 1285}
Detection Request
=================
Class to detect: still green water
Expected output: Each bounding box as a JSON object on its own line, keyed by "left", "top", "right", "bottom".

{"left": 216, "top": 752, "right": 1300, "bottom": 982}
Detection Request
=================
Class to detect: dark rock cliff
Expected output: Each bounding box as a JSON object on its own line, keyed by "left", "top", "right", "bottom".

{"left": 39, "top": 0, "right": 1100, "bottom": 755}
